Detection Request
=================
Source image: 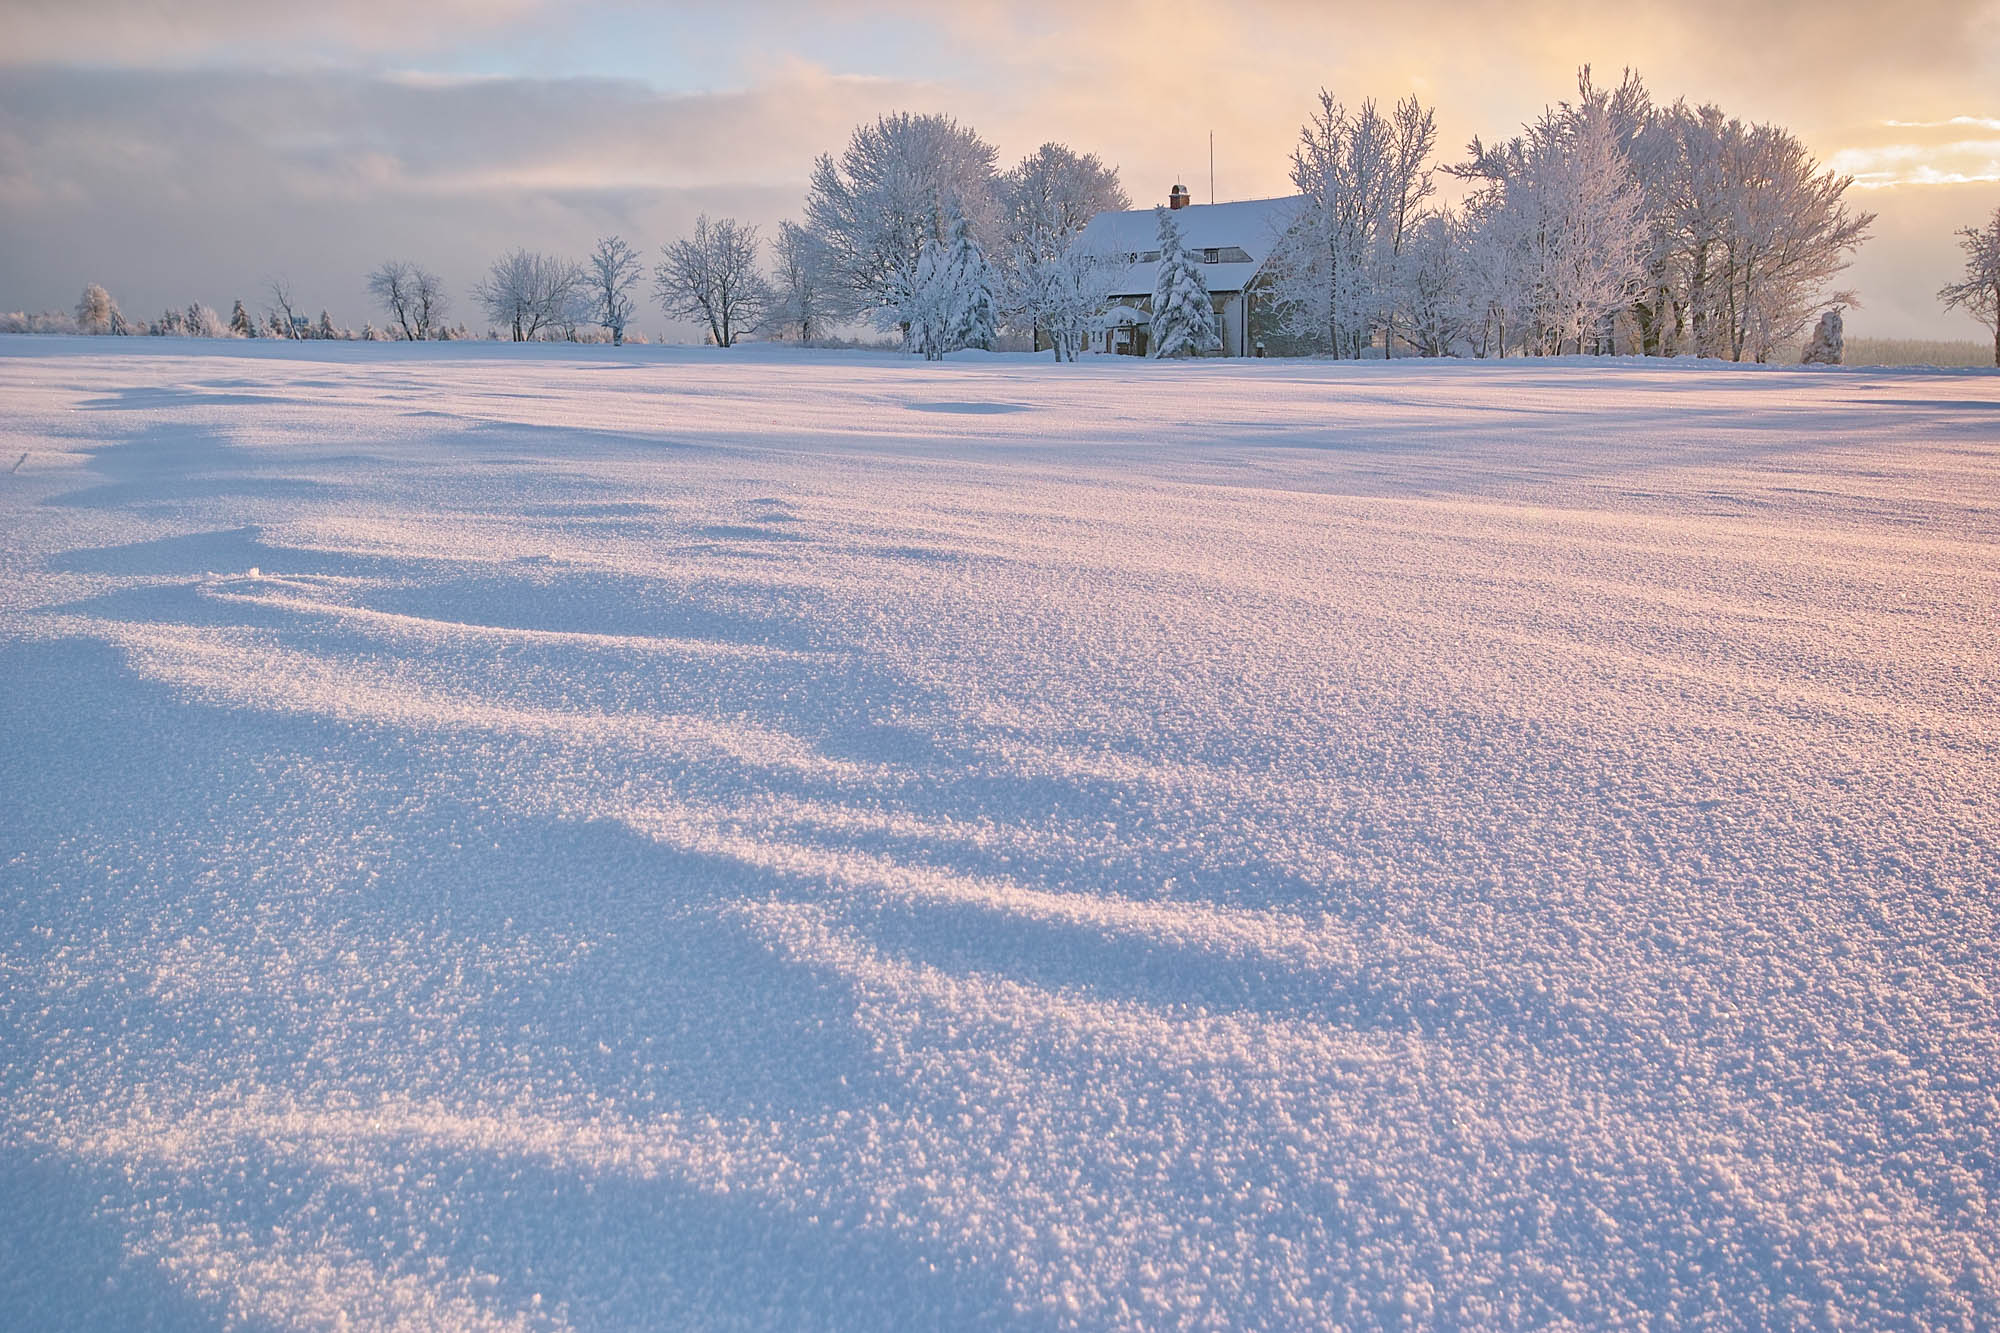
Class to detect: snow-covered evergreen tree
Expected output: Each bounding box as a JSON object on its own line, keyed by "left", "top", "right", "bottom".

{"left": 315, "top": 310, "right": 338, "bottom": 340}
{"left": 905, "top": 240, "right": 953, "bottom": 361}
{"left": 1149, "top": 206, "right": 1219, "bottom": 358}
{"left": 899, "top": 215, "right": 997, "bottom": 359}
{"left": 229, "top": 300, "right": 253, "bottom": 337}
{"left": 943, "top": 215, "right": 996, "bottom": 351}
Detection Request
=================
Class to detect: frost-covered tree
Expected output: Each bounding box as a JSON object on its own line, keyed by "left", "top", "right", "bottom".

{"left": 1271, "top": 94, "right": 1429, "bottom": 357}
{"left": 805, "top": 112, "right": 999, "bottom": 344}
{"left": 760, "top": 220, "right": 844, "bottom": 343}
{"left": 1714, "top": 124, "right": 1872, "bottom": 362}
{"left": 1024, "top": 242, "right": 1118, "bottom": 363}
{"left": 229, "top": 300, "right": 254, "bottom": 337}
{"left": 1380, "top": 96, "right": 1439, "bottom": 356}
{"left": 475, "top": 250, "right": 582, "bottom": 342}
{"left": 585, "top": 235, "right": 643, "bottom": 345}
{"left": 75, "top": 284, "right": 121, "bottom": 335}
{"left": 367, "top": 260, "right": 448, "bottom": 340}
{"left": 1397, "top": 210, "right": 1473, "bottom": 356}
{"left": 1150, "top": 206, "right": 1219, "bottom": 358}
{"left": 656, "top": 215, "right": 766, "bottom": 348}
{"left": 153, "top": 308, "right": 183, "bottom": 336}
{"left": 1937, "top": 204, "right": 2000, "bottom": 367}
{"left": 315, "top": 310, "right": 339, "bottom": 341}
{"left": 998, "top": 143, "right": 1127, "bottom": 350}
{"left": 1456, "top": 88, "right": 1648, "bottom": 356}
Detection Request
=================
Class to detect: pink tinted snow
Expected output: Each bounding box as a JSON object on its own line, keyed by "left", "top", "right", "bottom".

{"left": 0, "top": 338, "right": 1995, "bottom": 1329}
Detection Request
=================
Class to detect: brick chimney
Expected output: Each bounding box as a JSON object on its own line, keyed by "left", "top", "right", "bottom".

{"left": 1168, "top": 183, "right": 1190, "bottom": 210}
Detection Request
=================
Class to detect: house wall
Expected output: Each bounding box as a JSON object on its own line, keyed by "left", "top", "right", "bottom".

{"left": 1100, "top": 289, "right": 1257, "bottom": 357}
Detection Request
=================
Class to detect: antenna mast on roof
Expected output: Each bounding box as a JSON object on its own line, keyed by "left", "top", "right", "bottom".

{"left": 1209, "top": 132, "right": 1215, "bottom": 204}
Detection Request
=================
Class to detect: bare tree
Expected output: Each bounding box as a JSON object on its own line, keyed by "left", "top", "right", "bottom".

{"left": 760, "top": 221, "right": 844, "bottom": 343}
{"left": 1379, "top": 96, "right": 1439, "bottom": 357}
{"left": 265, "top": 277, "right": 304, "bottom": 339}
{"left": 655, "top": 216, "right": 767, "bottom": 347}
{"left": 474, "top": 250, "right": 583, "bottom": 342}
{"left": 368, "top": 260, "right": 448, "bottom": 340}
{"left": 1938, "top": 204, "right": 2000, "bottom": 367}
{"left": 586, "top": 236, "right": 643, "bottom": 345}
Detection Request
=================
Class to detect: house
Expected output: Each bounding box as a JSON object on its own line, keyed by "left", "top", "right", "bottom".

{"left": 1076, "top": 186, "right": 1305, "bottom": 356}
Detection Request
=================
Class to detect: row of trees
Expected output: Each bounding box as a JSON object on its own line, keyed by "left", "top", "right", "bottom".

{"left": 26, "top": 71, "right": 2000, "bottom": 363}
{"left": 67, "top": 279, "right": 474, "bottom": 342}
{"left": 416, "top": 124, "right": 1125, "bottom": 355}
{"left": 1266, "top": 69, "right": 1880, "bottom": 362}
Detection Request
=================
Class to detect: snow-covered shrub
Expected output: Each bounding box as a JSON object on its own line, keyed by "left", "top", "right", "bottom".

{"left": 1801, "top": 309, "right": 1844, "bottom": 365}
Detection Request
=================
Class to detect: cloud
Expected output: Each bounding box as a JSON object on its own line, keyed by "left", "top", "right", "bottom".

{"left": 1884, "top": 117, "right": 2000, "bottom": 130}
{"left": 0, "top": 63, "right": 922, "bottom": 337}
{"left": 1829, "top": 140, "right": 2000, "bottom": 188}
{"left": 1, "top": 0, "right": 551, "bottom": 67}
{"left": 3, "top": 2, "right": 1997, "bottom": 338}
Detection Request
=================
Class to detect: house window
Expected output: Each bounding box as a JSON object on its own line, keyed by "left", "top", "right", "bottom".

{"left": 1203, "top": 248, "right": 1220, "bottom": 264}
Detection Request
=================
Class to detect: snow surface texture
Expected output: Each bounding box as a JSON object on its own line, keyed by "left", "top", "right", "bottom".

{"left": 1, "top": 337, "right": 1996, "bottom": 1330}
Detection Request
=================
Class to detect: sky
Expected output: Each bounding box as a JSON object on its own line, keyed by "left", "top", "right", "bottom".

{"left": 3, "top": 0, "right": 1997, "bottom": 342}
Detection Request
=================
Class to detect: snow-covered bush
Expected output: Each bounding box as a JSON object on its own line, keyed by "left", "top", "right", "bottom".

{"left": 1801, "top": 309, "right": 1844, "bottom": 365}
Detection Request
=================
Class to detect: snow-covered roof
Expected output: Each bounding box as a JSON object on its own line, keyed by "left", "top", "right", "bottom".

{"left": 1077, "top": 195, "right": 1306, "bottom": 298}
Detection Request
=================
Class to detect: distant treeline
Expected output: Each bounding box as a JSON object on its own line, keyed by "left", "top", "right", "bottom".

{"left": 8, "top": 63, "right": 2000, "bottom": 364}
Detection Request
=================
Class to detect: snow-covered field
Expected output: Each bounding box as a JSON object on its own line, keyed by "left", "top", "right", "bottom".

{"left": 1, "top": 337, "right": 1996, "bottom": 1329}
